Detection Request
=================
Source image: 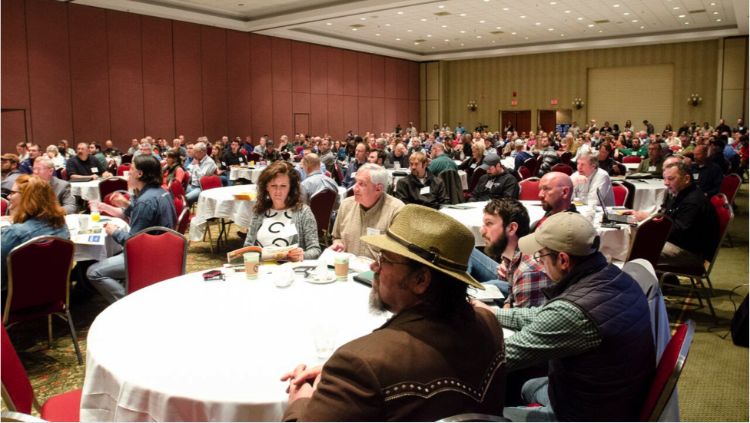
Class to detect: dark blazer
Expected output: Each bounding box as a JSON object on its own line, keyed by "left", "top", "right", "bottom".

{"left": 283, "top": 304, "right": 507, "bottom": 421}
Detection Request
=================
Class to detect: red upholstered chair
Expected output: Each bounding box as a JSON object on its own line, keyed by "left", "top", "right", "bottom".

{"left": 199, "top": 175, "right": 222, "bottom": 191}
{"left": 1, "top": 326, "right": 82, "bottom": 422}
{"left": 559, "top": 151, "right": 572, "bottom": 165}
{"left": 639, "top": 320, "right": 695, "bottom": 422}
{"left": 612, "top": 181, "right": 629, "bottom": 207}
{"left": 518, "top": 177, "right": 541, "bottom": 201}
{"left": 550, "top": 163, "right": 573, "bottom": 175}
{"left": 120, "top": 154, "right": 133, "bottom": 164}
{"left": 619, "top": 180, "right": 637, "bottom": 209}
{"left": 309, "top": 189, "right": 337, "bottom": 246}
{"left": 116, "top": 164, "right": 131, "bottom": 176}
{"left": 720, "top": 173, "right": 741, "bottom": 205}
{"left": 626, "top": 215, "right": 673, "bottom": 269}
{"left": 1, "top": 197, "right": 9, "bottom": 215}
{"left": 199, "top": 175, "right": 226, "bottom": 250}
{"left": 59, "top": 168, "right": 68, "bottom": 180}
{"left": 517, "top": 165, "right": 531, "bottom": 180}
{"left": 623, "top": 155, "right": 642, "bottom": 163}
{"left": 176, "top": 204, "right": 192, "bottom": 235}
{"left": 173, "top": 194, "right": 186, "bottom": 228}
{"left": 248, "top": 152, "right": 261, "bottom": 163}
{"left": 169, "top": 178, "right": 185, "bottom": 199}
{"left": 98, "top": 177, "right": 128, "bottom": 202}
{"left": 124, "top": 226, "right": 188, "bottom": 295}
{"left": 657, "top": 193, "right": 733, "bottom": 319}
{"left": 3, "top": 236, "right": 82, "bottom": 365}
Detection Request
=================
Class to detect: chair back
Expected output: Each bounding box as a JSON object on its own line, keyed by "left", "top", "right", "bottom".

{"left": 176, "top": 204, "right": 191, "bottom": 234}
{"left": 467, "top": 167, "right": 486, "bottom": 192}
{"left": 58, "top": 168, "right": 68, "bottom": 180}
{"left": 626, "top": 214, "right": 672, "bottom": 268}
{"left": 124, "top": 227, "right": 187, "bottom": 295}
{"left": 309, "top": 189, "right": 337, "bottom": 239}
{"left": 517, "top": 165, "right": 531, "bottom": 180}
{"left": 619, "top": 180, "right": 637, "bottom": 209}
{"left": 120, "top": 154, "right": 133, "bottom": 164}
{"left": 710, "top": 193, "right": 733, "bottom": 246}
{"left": 559, "top": 151, "right": 572, "bottom": 165}
{"left": 98, "top": 177, "right": 128, "bottom": 201}
{"left": 1, "top": 326, "right": 37, "bottom": 414}
{"left": 1, "top": 197, "right": 9, "bottom": 215}
{"left": 169, "top": 178, "right": 185, "bottom": 198}
{"left": 247, "top": 152, "right": 261, "bottom": 162}
{"left": 3, "top": 237, "right": 74, "bottom": 324}
{"left": 116, "top": 164, "right": 131, "bottom": 176}
{"left": 518, "top": 177, "right": 541, "bottom": 201}
{"left": 199, "top": 175, "right": 222, "bottom": 191}
{"left": 550, "top": 163, "right": 573, "bottom": 175}
{"left": 720, "top": 173, "right": 742, "bottom": 205}
{"left": 639, "top": 320, "right": 695, "bottom": 421}
{"left": 523, "top": 157, "right": 539, "bottom": 175}
{"left": 173, "top": 194, "right": 186, "bottom": 225}
{"left": 623, "top": 155, "right": 642, "bottom": 163}
{"left": 281, "top": 151, "right": 291, "bottom": 161}
{"left": 612, "top": 181, "right": 629, "bottom": 207}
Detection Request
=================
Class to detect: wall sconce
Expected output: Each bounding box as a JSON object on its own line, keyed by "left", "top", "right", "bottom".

{"left": 687, "top": 93, "right": 703, "bottom": 107}
{"left": 467, "top": 100, "right": 478, "bottom": 111}
{"left": 572, "top": 97, "right": 584, "bottom": 110}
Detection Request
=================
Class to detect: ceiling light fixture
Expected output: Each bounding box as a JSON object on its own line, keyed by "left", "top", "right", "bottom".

{"left": 640, "top": 25, "right": 645, "bottom": 28}
{"left": 442, "top": 25, "right": 448, "bottom": 27}
{"left": 577, "top": 17, "right": 584, "bottom": 20}
{"left": 375, "top": 33, "right": 381, "bottom": 36}
{"left": 427, "top": 34, "right": 432, "bottom": 37}
{"left": 535, "top": 22, "right": 541, "bottom": 25}
{"left": 438, "top": 5, "right": 445, "bottom": 8}
{"left": 623, "top": 12, "right": 630, "bottom": 15}
{"left": 351, "top": 28, "right": 357, "bottom": 31}
{"left": 713, "top": 11, "right": 719, "bottom": 14}
{"left": 520, "top": 15, "right": 526, "bottom": 18}
{"left": 397, "top": 11, "right": 404, "bottom": 14}
{"left": 476, "top": 35, "right": 482, "bottom": 38}
{"left": 326, "top": 22, "right": 332, "bottom": 25}
{"left": 716, "top": 18, "right": 722, "bottom": 21}
{"left": 460, "top": 13, "right": 467, "bottom": 17}
{"left": 678, "top": 14, "right": 685, "bottom": 18}
{"left": 502, "top": 7, "right": 509, "bottom": 11}
{"left": 420, "top": 18, "right": 427, "bottom": 21}
{"left": 588, "top": 23, "right": 595, "bottom": 27}
{"left": 407, "top": 29, "right": 413, "bottom": 32}
{"left": 631, "top": 19, "right": 638, "bottom": 22}
{"left": 396, "top": 37, "right": 401, "bottom": 40}
{"left": 360, "top": 17, "right": 366, "bottom": 20}
{"left": 511, "top": 32, "right": 517, "bottom": 35}
{"left": 564, "top": 10, "right": 571, "bottom": 13}
{"left": 673, "top": 6, "right": 679, "bottom": 10}
{"left": 548, "top": 27, "right": 554, "bottom": 31}
{"left": 613, "top": 4, "right": 620, "bottom": 7}
{"left": 479, "top": 20, "right": 486, "bottom": 23}
{"left": 684, "top": 21, "right": 689, "bottom": 24}
{"left": 460, "top": 30, "right": 466, "bottom": 33}
{"left": 385, "top": 23, "right": 391, "bottom": 26}
{"left": 550, "top": 1, "right": 557, "bottom": 4}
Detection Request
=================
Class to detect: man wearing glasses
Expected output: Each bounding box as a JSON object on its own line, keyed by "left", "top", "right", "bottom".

{"left": 477, "top": 212, "right": 654, "bottom": 421}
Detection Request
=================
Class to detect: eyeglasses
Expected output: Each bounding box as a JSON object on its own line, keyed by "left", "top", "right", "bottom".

{"left": 376, "top": 251, "right": 411, "bottom": 267}
{"left": 533, "top": 251, "right": 556, "bottom": 263}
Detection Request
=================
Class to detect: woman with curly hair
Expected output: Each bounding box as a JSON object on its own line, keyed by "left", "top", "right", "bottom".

{"left": 243, "top": 161, "right": 320, "bottom": 261}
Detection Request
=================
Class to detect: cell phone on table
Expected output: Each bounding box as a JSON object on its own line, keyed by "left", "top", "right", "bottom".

{"left": 202, "top": 269, "right": 225, "bottom": 281}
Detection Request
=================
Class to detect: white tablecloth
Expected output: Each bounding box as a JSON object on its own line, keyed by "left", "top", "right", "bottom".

{"left": 80, "top": 264, "right": 389, "bottom": 422}
{"left": 66, "top": 214, "right": 127, "bottom": 262}
{"left": 189, "top": 185, "right": 258, "bottom": 241}
{"left": 388, "top": 169, "right": 468, "bottom": 190}
{"left": 229, "top": 166, "right": 267, "bottom": 183}
{"left": 70, "top": 180, "right": 102, "bottom": 201}
{"left": 627, "top": 179, "right": 666, "bottom": 212}
{"left": 440, "top": 201, "right": 631, "bottom": 261}
{"left": 501, "top": 157, "right": 516, "bottom": 170}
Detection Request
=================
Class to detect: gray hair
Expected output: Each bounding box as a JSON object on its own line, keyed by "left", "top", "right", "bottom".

{"left": 46, "top": 145, "right": 59, "bottom": 155}
{"left": 359, "top": 163, "right": 390, "bottom": 190}
{"left": 194, "top": 142, "right": 207, "bottom": 152}
{"left": 580, "top": 152, "right": 599, "bottom": 167}
{"left": 34, "top": 156, "right": 54, "bottom": 169}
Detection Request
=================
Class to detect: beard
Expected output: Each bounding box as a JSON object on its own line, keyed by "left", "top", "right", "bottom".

{"left": 483, "top": 232, "right": 508, "bottom": 259}
{"left": 541, "top": 199, "right": 552, "bottom": 212}
{"left": 369, "top": 278, "right": 389, "bottom": 314}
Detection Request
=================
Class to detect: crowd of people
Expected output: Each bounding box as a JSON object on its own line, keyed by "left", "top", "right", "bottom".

{"left": 1, "top": 115, "right": 746, "bottom": 421}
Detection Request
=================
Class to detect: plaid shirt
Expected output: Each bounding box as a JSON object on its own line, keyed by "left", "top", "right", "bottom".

{"left": 503, "top": 249, "right": 553, "bottom": 308}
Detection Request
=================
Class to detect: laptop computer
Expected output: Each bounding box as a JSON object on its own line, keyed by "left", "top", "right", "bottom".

{"left": 596, "top": 187, "right": 634, "bottom": 226}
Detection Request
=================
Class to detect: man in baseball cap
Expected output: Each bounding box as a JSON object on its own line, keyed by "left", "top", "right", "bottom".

{"left": 281, "top": 204, "right": 507, "bottom": 421}
{"left": 469, "top": 152, "right": 519, "bottom": 201}
{"left": 479, "top": 212, "right": 654, "bottom": 421}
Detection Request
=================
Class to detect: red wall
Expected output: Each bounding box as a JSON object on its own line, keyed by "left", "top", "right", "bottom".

{"left": 0, "top": 0, "right": 420, "bottom": 153}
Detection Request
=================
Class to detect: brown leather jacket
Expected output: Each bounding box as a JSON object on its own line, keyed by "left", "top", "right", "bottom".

{"left": 283, "top": 304, "right": 507, "bottom": 421}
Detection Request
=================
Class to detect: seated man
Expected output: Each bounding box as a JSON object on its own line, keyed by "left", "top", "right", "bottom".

{"left": 282, "top": 204, "right": 507, "bottom": 421}
{"left": 18, "top": 144, "right": 41, "bottom": 175}
{"left": 32, "top": 156, "right": 77, "bottom": 214}
{"left": 531, "top": 171, "right": 576, "bottom": 231}
{"left": 394, "top": 151, "right": 448, "bottom": 209}
{"left": 478, "top": 212, "right": 655, "bottom": 421}
{"left": 65, "top": 142, "right": 112, "bottom": 181}
{"left": 344, "top": 142, "right": 369, "bottom": 188}
{"left": 384, "top": 142, "right": 409, "bottom": 169}
{"left": 636, "top": 142, "right": 666, "bottom": 176}
{"left": 1, "top": 154, "right": 22, "bottom": 194}
{"left": 185, "top": 142, "right": 218, "bottom": 206}
{"left": 469, "top": 153, "right": 519, "bottom": 202}
{"left": 468, "top": 199, "right": 552, "bottom": 306}
{"left": 691, "top": 144, "right": 723, "bottom": 197}
{"left": 571, "top": 153, "right": 614, "bottom": 206}
{"left": 330, "top": 164, "right": 404, "bottom": 259}
{"left": 367, "top": 149, "right": 386, "bottom": 166}
{"left": 86, "top": 155, "right": 177, "bottom": 304}
{"left": 658, "top": 161, "right": 719, "bottom": 268}
{"left": 300, "top": 153, "right": 339, "bottom": 210}
{"left": 427, "top": 142, "right": 458, "bottom": 175}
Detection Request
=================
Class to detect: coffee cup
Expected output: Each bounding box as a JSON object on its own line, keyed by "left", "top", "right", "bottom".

{"left": 334, "top": 254, "right": 349, "bottom": 281}
{"left": 243, "top": 252, "right": 260, "bottom": 280}
{"left": 78, "top": 215, "right": 90, "bottom": 232}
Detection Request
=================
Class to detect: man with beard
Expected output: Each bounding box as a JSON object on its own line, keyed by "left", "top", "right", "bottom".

{"left": 530, "top": 171, "right": 575, "bottom": 232}
{"left": 468, "top": 199, "right": 552, "bottom": 306}
{"left": 280, "top": 204, "right": 507, "bottom": 421}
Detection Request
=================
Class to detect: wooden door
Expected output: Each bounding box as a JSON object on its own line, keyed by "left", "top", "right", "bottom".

{"left": 294, "top": 113, "right": 310, "bottom": 137}
{"left": 516, "top": 110, "right": 531, "bottom": 134}
{"left": 538, "top": 110, "right": 556, "bottom": 133}
{"left": 500, "top": 111, "right": 517, "bottom": 133}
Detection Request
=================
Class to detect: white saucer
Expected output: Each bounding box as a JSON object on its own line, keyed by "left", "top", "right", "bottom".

{"left": 306, "top": 272, "right": 337, "bottom": 284}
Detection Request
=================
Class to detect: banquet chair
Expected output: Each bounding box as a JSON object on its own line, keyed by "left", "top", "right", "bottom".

{"left": 281, "top": 151, "right": 291, "bottom": 161}
{"left": 176, "top": 204, "right": 192, "bottom": 235}
{"left": 550, "top": 163, "right": 573, "bottom": 175}
{"left": 169, "top": 178, "right": 185, "bottom": 199}
{"left": 559, "top": 151, "right": 572, "bottom": 165}
{"left": 522, "top": 157, "right": 539, "bottom": 176}
{"left": 656, "top": 193, "right": 733, "bottom": 320}
{"left": 611, "top": 182, "right": 629, "bottom": 207}
{"left": 3, "top": 236, "right": 83, "bottom": 365}
{"left": 199, "top": 175, "right": 227, "bottom": 251}
{"left": 116, "top": 164, "right": 130, "bottom": 176}
{"left": 247, "top": 152, "right": 261, "bottom": 163}
{"left": 98, "top": 177, "right": 128, "bottom": 202}
{"left": 639, "top": 320, "right": 695, "bottom": 422}
{"left": 124, "top": 226, "right": 187, "bottom": 295}
{"left": 173, "top": 194, "right": 186, "bottom": 228}
{"left": 625, "top": 214, "right": 672, "bottom": 269}
{"left": 619, "top": 180, "right": 637, "bottom": 209}
{"left": 1, "top": 197, "right": 9, "bottom": 215}
{"left": 309, "top": 189, "right": 337, "bottom": 246}
{"left": 518, "top": 177, "right": 541, "bottom": 201}
{"left": 623, "top": 155, "right": 642, "bottom": 164}
{"left": 719, "top": 173, "right": 741, "bottom": 246}
{"left": 120, "top": 154, "right": 132, "bottom": 164}
{"left": 516, "top": 165, "right": 531, "bottom": 180}
{"left": 101, "top": 190, "right": 130, "bottom": 218}
{"left": 464, "top": 167, "right": 487, "bottom": 200}
{"left": 58, "top": 168, "right": 67, "bottom": 181}
{"left": 1, "top": 326, "right": 82, "bottom": 422}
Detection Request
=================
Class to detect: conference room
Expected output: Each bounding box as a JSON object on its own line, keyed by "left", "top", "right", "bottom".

{"left": 1, "top": 0, "right": 748, "bottom": 421}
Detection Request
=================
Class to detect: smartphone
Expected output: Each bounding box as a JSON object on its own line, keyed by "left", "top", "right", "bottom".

{"left": 202, "top": 269, "right": 224, "bottom": 281}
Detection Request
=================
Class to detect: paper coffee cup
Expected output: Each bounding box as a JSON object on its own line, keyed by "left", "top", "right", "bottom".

{"left": 243, "top": 252, "right": 260, "bottom": 280}
{"left": 334, "top": 254, "right": 350, "bottom": 281}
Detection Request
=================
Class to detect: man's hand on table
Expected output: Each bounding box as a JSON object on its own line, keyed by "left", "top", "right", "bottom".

{"left": 103, "top": 222, "right": 120, "bottom": 236}
{"left": 281, "top": 364, "right": 322, "bottom": 402}
{"left": 329, "top": 240, "right": 345, "bottom": 252}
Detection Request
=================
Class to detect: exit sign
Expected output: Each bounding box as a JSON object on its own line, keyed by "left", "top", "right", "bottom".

{"left": 511, "top": 99, "right": 518, "bottom": 106}
{"left": 551, "top": 99, "right": 558, "bottom": 105}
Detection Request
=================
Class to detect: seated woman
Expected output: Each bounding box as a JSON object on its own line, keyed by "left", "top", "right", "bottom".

{"left": 162, "top": 150, "right": 186, "bottom": 189}
{"left": 1, "top": 175, "right": 70, "bottom": 296}
{"left": 243, "top": 161, "right": 320, "bottom": 261}
{"left": 458, "top": 140, "right": 485, "bottom": 173}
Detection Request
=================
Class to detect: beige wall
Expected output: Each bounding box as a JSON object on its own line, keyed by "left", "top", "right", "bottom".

{"left": 719, "top": 37, "right": 749, "bottom": 124}
{"left": 433, "top": 40, "right": 742, "bottom": 133}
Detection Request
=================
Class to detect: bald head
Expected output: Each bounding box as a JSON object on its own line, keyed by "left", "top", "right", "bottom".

{"left": 302, "top": 153, "right": 321, "bottom": 173}
{"left": 538, "top": 171, "right": 573, "bottom": 213}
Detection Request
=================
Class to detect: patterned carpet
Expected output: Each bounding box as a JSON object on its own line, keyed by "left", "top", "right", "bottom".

{"left": 4, "top": 202, "right": 748, "bottom": 421}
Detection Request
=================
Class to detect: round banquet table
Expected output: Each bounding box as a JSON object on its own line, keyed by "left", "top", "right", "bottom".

{"left": 229, "top": 166, "right": 267, "bottom": 184}
{"left": 79, "top": 264, "right": 390, "bottom": 422}
{"left": 189, "top": 185, "right": 258, "bottom": 241}
{"left": 70, "top": 180, "right": 102, "bottom": 201}
{"left": 627, "top": 178, "right": 667, "bottom": 212}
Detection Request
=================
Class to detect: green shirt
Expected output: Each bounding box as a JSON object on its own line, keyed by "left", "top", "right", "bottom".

{"left": 427, "top": 154, "right": 458, "bottom": 175}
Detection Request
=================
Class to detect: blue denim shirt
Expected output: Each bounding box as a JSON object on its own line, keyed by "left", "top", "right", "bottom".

{"left": 2, "top": 218, "right": 70, "bottom": 289}
{"left": 113, "top": 185, "right": 176, "bottom": 245}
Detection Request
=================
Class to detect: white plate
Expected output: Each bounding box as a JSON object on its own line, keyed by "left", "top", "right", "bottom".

{"left": 306, "top": 272, "right": 337, "bottom": 284}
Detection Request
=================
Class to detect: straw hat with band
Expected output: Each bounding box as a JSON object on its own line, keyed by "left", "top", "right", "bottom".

{"left": 360, "top": 204, "right": 484, "bottom": 290}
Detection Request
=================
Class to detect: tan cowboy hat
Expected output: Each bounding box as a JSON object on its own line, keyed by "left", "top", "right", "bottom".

{"left": 360, "top": 204, "right": 483, "bottom": 289}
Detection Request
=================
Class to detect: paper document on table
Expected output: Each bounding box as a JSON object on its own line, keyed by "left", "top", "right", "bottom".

{"left": 468, "top": 283, "right": 505, "bottom": 303}
{"left": 318, "top": 249, "right": 374, "bottom": 273}
{"left": 261, "top": 244, "right": 298, "bottom": 261}
{"left": 73, "top": 227, "right": 106, "bottom": 245}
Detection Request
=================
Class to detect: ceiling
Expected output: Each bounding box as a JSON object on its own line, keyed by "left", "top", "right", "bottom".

{"left": 73, "top": 0, "right": 749, "bottom": 61}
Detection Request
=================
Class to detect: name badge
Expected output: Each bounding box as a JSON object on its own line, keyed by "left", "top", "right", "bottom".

{"left": 693, "top": 173, "right": 699, "bottom": 180}
{"left": 221, "top": 162, "right": 226, "bottom": 167}
{"left": 419, "top": 186, "right": 430, "bottom": 195}
{"left": 366, "top": 227, "right": 381, "bottom": 236}
{"left": 470, "top": 163, "right": 477, "bottom": 169}
{"left": 239, "top": 157, "right": 244, "bottom": 163}
{"left": 648, "top": 166, "right": 656, "bottom": 172}
{"left": 485, "top": 181, "right": 494, "bottom": 189}
{"left": 91, "top": 167, "right": 99, "bottom": 173}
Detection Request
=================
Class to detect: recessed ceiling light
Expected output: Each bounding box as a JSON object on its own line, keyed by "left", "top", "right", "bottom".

{"left": 397, "top": 11, "right": 404, "bottom": 14}
{"left": 375, "top": 33, "right": 380, "bottom": 36}
{"left": 684, "top": 21, "right": 689, "bottom": 24}
{"left": 420, "top": 18, "right": 427, "bottom": 21}
{"left": 396, "top": 37, "right": 401, "bottom": 40}
{"left": 631, "top": 19, "right": 638, "bottom": 22}
{"left": 588, "top": 23, "right": 595, "bottom": 27}
{"left": 678, "top": 14, "right": 685, "bottom": 18}
{"left": 407, "top": 29, "right": 413, "bottom": 32}
{"left": 459, "top": 13, "right": 467, "bottom": 17}
{"left": 476, "top": 35, "right": 482, "bottom": 38}
{"left": 325, "top": 22, "right": 332, "bottom": 25}
{"left": 535, "top": 22, "right": 541, "bottom": 25}
{"left": 438, "top": 4, "right": 445, "bottom": 8}
{"left": 564, "top": 10, "right": 571, "bottom": 13}
{"left": 713, "top": 11, "right": 719, "bottom": 15}
{"left": 460, "top": 43, "right": 464, "bottom": 46}
{"left": 484, "top": 0, "right": 490, "bottom": 2}
{"left": 385, "top": 23, "right": 391, "bottom": 26}
{"left": 716, "top": 18, "right": 722, "bottom": 21}
{"left": 672, "top": 6, "right": 679, "bottom": 10}
{"left": 640, "top": 25, "right": 645, "bottom": 29}
{"left": 431, "top": 46, "right": 435, "bottom": 49}
{"left": 524, "top": 37, "right": 529, "bottom": 40}
{"left": 577, "top": 17, "right": 584, "bottom": 20}
{"left": 598, "top": 29, "right": 603, "bottom": 32}
{"left": 560, "top": 33, "right": 565, "bottom": 36}
{"left": 550, "top": 1, "right": 557, "bottom": 4}
{"left": 479, "top": 20, "right": 486, "bottom": 23}
{"left": 496, "top": 26, "right": 502, "bottom": 29}
{"left": 613, "top": 4, "right": 620, "bottom": 7}
{"left": 623, "top": 12, "right": 630, "bottom": 15}
{"left": 502, "top": 7, "right": 509, "bottom": 11}
{"left": 548, "top": 27, "right": 554, "bottom": 31}
{"left": 511, "top": 32, "right": 517, "bottom": 35}
{"left": 427, "top": 34, "right": 432, "bottom": 37}
{"left": 492, "top": 40, "right": 496, "bottom": 43}
{"left": 460, "top": 30, "right": 466, "bottom": 33}
{"left": 444, "top": 39, "right": 449, "bottom": 41}
{"left": 442, "top": 25, "right": 448, "bottom": 28}
{"left": 710, "top": 2, "right": 716, "bottom": 5}
{"left": 520, "top": 15, "right": 526, "bottom": 18}
{"left": 351, "top": 28, "right": 357, "bottom": 31}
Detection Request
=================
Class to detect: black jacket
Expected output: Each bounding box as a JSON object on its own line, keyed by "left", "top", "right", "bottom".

{"left": 469, "top": 172, "right": 519, "bottom": 202}
{"left": 394, "top": 171, "right": 448, "bottom": 209}
{"left": 662, "top": 183, "right": 719, "bottom": 260}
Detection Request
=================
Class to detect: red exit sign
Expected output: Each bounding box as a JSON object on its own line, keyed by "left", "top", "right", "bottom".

{"left": 550, "top": 99, "right": 558, "bottom": 105}
{"left": 511, "top": 99, "right": 518, "bottom": 106}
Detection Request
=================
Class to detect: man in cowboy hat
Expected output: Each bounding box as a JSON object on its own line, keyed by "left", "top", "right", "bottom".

{"left": 478, "top": 212, "right": 654, "bottom": 421}
{"left": 281, "top": 204, "right": 507, "bottom": 421}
